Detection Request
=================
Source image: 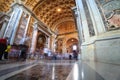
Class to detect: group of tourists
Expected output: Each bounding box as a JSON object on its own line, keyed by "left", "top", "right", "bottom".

{"left": 0, "top": 38, "right": 78, "bottom": 61}
{"left": 0, "top": 37, "right": 10, "bottom": 60}
{"left": 0, "top": 37, "right": 28, "bottom": 61}
{"left": 33, "top": 48, "right": 79, "bottom": 60}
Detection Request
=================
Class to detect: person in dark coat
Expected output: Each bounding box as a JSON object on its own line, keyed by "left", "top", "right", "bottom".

{"left": 73, "top": 50, "right": 78, "bottom": 60}
{"left": 19, "top": 44, "right": 28, "bottom": 61}
{"left": 0, "top": 38, "right": 7, "bottom": 60}
{"left": 69, "top": 54, "right": 72, "bottom": 60}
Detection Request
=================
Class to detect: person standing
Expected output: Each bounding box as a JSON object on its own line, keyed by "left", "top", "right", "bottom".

{"left": 73, "top": 50, "right": 78, "bottom": 60}
{"left": 43, "top": 47, "right": 49, "bottom": 59}
{"left": 4, "top": 43, "right": 11, "bottom": 59}
{"left": 69, "top": 54, "right": 72, "bottom": 60}
{"left": 0, "top": 38, "right": 7, "bottom": 60}
{"left": 20, "top": 44, "right": 28, "bottom": 61}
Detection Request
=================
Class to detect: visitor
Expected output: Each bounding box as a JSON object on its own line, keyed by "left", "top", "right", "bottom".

{"left": 19, "top": 44, "right": 28, "bottom": 61}
{"left": 69, "top": 54, "right": 72, "bottom": 60}
{"left": 4, "top": 43, "right": 11, "bottom": 59}
{"left": 73, "top": 50, "right": 78, "bottom": 60}
{"left": 0, "top": 38, "right": 7, "bottom": 60}
{"left": 43, "top": 47, "right": 49, "bottom": 59}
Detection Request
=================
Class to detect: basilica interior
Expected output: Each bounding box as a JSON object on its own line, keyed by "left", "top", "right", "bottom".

{"left": 0, "top": 0, "right": 120, "bottom": 80}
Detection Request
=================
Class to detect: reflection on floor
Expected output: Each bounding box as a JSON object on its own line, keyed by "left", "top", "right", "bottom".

{"left": 6, "top": 62, "right": 73, "bottom": 80}
{"left": 0, "top": 60, "right": 75, "bottom": 80}
{"left": 0, "top": 60, "right": 120, "bottom": 80}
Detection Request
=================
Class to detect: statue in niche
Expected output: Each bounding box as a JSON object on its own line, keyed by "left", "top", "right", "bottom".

{"left": 95, "top": 0, "right": 120, "bottom": 30}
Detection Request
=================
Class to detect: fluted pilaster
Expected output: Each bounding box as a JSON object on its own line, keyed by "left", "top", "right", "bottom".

{"left": 4, "top": 3, "right": 23, "bottom": 44}
{"left": 30, "top": 22, "right": 38, "bottom": 53}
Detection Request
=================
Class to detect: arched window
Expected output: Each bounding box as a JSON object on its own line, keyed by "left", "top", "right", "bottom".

{"left": 73, "top": 45, "right": 77, "bottom": 50}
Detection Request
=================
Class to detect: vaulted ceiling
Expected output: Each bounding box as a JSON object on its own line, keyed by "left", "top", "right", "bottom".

{"left": 32, "top": 0, "right": 75, "bottom": 31}
{"left": 0, "top": 0, "right": 76, "bottom": 33}
{"left": 0, "top": 0, "right": 14, "bottom": 12}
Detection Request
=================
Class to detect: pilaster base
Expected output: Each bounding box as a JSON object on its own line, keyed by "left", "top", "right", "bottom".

{"left": 81, "top": 30, "right": 120, "bottom": 65}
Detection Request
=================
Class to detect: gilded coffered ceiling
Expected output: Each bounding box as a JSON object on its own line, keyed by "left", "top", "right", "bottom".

{"left": 0, "top": 0, "right": 75, "bottom": 32}
{"left": 0, "top": 0, "right": 14, "bottom": 12}
{"left": 32, "top": 0, "right": 75, "bottom": 31}
{"left": 56, "top": 21, "right": 76, "bottom": 35}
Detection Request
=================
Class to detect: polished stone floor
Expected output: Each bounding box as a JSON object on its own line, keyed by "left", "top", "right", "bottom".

{"left": 6, "top": 61, "right": 74, "bottom": 80}
{"left": 0, "top": 60, "right": 75, "bottom": 80}
{"left": 0, "top": 60, "right": 120, "bottom": 80}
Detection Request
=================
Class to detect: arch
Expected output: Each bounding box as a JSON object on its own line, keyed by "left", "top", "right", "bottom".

{"left": 51, "top": 18, "right": 74, "bottom": 31}
{"left": 65, "top": 38, "right": 78, "bottom": 53}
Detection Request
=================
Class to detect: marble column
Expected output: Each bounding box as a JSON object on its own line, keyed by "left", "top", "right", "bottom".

{"left": 44, "top": 35, "right": 48, "bottom": 48}
{"left": 51, "top": 34, "right": 56, "bottom": 52}
{"left": 75, "top": 0, "right": 90, "bottom": 41}
{"left": 86, "top": 0, "right": 106, "bottom": 34}
{"left": 72, "top": 7, "right": 84, "bottom": 43}
{"left": 47, "top": 37, "right": 50, "bottom": 49}
{"left": 30, "top": 22, "right": 38, "bottom": 53}
{"left": 0, "top": 17, "right": 9, "bottom": 38}
{"left": 22, "top": 14, "right": 31, "bottom": 44}
{"left": 49, "top": 36, "right": 53, "bottom": 51}
{"left": 3, "top": 3, "right": 23, "bottom": 44}
{"left": 72, "top": 7, "right": 83, "bottom": 55}
{"left": 62, "top": 41, "right": 66, "bottom": 53}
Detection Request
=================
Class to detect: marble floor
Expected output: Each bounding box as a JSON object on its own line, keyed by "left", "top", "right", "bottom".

{"left": 0, "top": 60, "right": 120, "bottom": 80}
{"left": 6, "top": 61, "right": 74, "bottom": 80}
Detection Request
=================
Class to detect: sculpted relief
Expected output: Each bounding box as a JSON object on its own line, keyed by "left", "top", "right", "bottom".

{"left": 96, "top": 0, "right": 120, "bottom": 30}
{"left": 102, "top": 0, "right": 120, "bottom": 30}
{"left": 108, "top": 12, "right": 120, "bottom": 29}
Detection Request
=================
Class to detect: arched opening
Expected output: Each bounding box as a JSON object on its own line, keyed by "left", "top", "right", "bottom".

{"left": 66, "top": 38, "right": 78, "bottom": 53}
